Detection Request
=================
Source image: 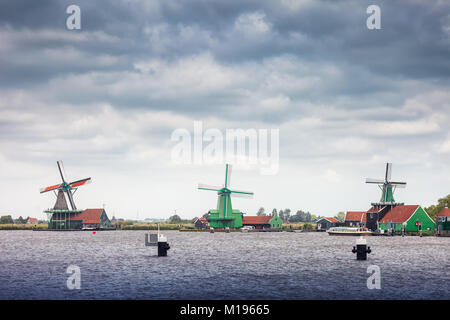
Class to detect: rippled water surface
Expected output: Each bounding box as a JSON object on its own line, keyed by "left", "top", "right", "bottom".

{"left": 0, "top": 230, "right": 449, "bottom": 299}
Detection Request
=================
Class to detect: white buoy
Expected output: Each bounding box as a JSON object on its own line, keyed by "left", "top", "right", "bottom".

{"left": 145, "top": 223, "right": 170, "bottom": 256}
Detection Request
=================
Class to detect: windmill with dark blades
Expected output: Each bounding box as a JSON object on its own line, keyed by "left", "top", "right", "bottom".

{"left": 365, "top": 162, "right": 406, "bottom": 205}
{"left": 365, "top": 162, "right": 407, "bottom": 231}
{"left": 40, "top": 160, "right": 91, "bottom": 229}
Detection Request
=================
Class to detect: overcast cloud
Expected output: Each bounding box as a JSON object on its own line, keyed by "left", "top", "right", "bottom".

{"left": 1, "top": 0, "right": 449, "bottom": 219}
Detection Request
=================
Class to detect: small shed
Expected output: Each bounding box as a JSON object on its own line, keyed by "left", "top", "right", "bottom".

{"left": 316, "top": 217, "right": 339, "bottom": 231}
{"left": 193, "top": 217, "right": 209, "bottom": 229}
{"left": 378, "top": 205, "right": 435, "bottom": 233}
{"left": 436, "top": 207, "right": 450, "bottom": 236}
{"left": 27, "top": 217, "right": 38, "bottom": 225}
{"left": 344, "top": 211, "right": 366, "bottom": 227}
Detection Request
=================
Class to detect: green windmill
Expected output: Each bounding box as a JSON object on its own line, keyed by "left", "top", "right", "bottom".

{"left": 366, "top": 163, "right": 406, "bottom": 205}
{"left": 198, "top": 164, "right": 254, "bottom": 229}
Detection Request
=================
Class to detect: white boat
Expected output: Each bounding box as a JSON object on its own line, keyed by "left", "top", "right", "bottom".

{"left": 327, "top": 227, "right": 373, "bottom": 236}
{"left": 241, "top": 226, "right": 255, "bottom": 232}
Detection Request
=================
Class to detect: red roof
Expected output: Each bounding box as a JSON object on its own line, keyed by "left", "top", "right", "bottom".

{"left": 379, "top": 205, "right": 419, "bottom": 223}
{"left": 437, "top": 208, "right": 450, "bottom": 217}
{"left": 193, "top": 217, "right": 208, "bottom": 224}
{"left": 27, "top": 218, "right": 37, "bottom": 224}
{"left": 325, "top": 217, "right": 339, "bottom": 223}
{"left": 367, "top": 206, "right": 386, "bottom": 213}
{"left": 53, "top": 209, "right": 104, "bottom": 224}
{"left": 345, "top": 211, "right": 366, "bottom": 222}
{"left": 242, "top": 216, "right": 272, "bottom": 225}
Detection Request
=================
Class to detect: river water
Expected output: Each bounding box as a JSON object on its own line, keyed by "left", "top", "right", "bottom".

{"left": 0, "top": 230, "right": 448, "bottom": 299}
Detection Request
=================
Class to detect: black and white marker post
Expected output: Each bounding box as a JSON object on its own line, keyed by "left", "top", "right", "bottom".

{"left": 352, "top": 237, "right": 371, "bottom": 260}
{"left": 145, "top": 223, "right": 170, "bottom": 257}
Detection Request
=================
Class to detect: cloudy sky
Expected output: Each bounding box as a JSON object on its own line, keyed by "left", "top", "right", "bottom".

{"left": 1, "top": 0, "right": 449, "bottom": 220}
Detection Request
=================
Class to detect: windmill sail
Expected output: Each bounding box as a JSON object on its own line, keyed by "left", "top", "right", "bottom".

{"left": 57, "top": 160, "right": 67, "bottom": 183}
{"left": 40, "top": 161, "right": 90, "bottom": 211}
{"left": 198, "top": 164, "right": 254, "bottom": 228}
{"left": 365, "top": 162, "right": 406, "bottom": 204}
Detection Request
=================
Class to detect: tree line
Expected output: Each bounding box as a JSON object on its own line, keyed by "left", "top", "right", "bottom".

{"left": 256, "top": 207, "right": 320, "bottom": 222}
{"left": 0, "top": 215, "right": 43, "bottom": 224}
{"left": 425, "top": 194, "right": 450, "bottom": 221}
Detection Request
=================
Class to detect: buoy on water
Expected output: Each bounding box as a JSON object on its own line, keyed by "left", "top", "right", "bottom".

{"left": 352, "top": 237, "right": 371, "bottom": 260}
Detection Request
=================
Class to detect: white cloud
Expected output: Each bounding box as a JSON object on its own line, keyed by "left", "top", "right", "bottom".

{"left": 234, "top": 12, "right": 272, "bottom": 36}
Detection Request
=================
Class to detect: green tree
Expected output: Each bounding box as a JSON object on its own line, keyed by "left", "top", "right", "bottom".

{"left": 168, "top": 214, "right": 182, "bottom": 224}
{"left": 283, "top": 209, "right": 291, "bottom": 221}
{"left": 0, "top": 215, "right": 13, "bottom": 224}
{"left": 15, "top": 216, "right": 26, "bottom": 224}
{"left": 425, "top": 194, "right": 450, "bottom": 221}
{"left": 279, "top": 210, "right": 284, "bottom": 221}
{"left": 335, "top": 212, "right": 345, "bottom": 222}
{"left": 256, "top": 207, "right": 266, "bottom": 216}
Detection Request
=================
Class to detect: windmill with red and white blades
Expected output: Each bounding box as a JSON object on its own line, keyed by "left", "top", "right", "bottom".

{"left": 40, "top": 160, "right": 91, "bottom": 210}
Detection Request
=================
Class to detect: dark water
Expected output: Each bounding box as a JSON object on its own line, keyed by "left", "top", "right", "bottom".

{"left": 0, "top": 230, "right": 449, "bottom": 299}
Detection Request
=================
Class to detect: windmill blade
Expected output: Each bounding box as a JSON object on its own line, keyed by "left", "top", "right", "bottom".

{"left": 223, "top": 193, "right": 227, "bottom": 218}
{"left": 65, "top": 190, "right": 77, "bottom": 210}
{"left": 385, "top": 163, "right": 392, "bottom": 182}
{"left": 198, "top": 183, "right": 222, "bottom": 192}
{"left": 229, "top": 189, "right": 254, "bottom": 196}
{"left": 230, "top": 193, "right": 254, "bottom": 199}
{"left": 40, "top": 183, "right": 62, "bottom": 193}
{"left": 57, "top": 160, "right": 67, "bottom": 183}
{"left": 225, "top": 164, "right": 232, "bottom": 188}
{"left": 365, "top": 178, "right": 384, "bottom": 184}
{"left": 69, "top": 177, "right": 91, "bottom": 188}
{"left": 391, "top": 182, "right": 407, "bottom": 188}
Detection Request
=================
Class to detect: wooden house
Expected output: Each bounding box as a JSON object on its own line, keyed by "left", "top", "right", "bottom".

{"left": 377, "top": 205, "right": 435, "bottom": 233}
{"left": 193, "top": 217, "right": 209, "bottom": 229}
{"left": 316, "top": 217, "right": 340, "bottom": 231}
{"left": 51, "top": 208, "right": 111, "bottom": 230}
{"left": 344, "top": 211, "right": 366, "bottom": 227}
{"left": 242, "top": 213, "right": 283, "bottom": 230}
{"left": 436, "top": 207, "right": 450, "bottom": 236}
{"left": 26, "top": 217, "right": 38, "bottom": 225}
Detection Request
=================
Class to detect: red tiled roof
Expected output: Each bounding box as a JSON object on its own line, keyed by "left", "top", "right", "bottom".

{"left": 367, "top": 206, "right": 386, "bottom": 213}
{"left": 53, "top": 209, "right": 104, "bottom": 224}
{"left": 242, "top": 216, "right": 272, "bottom": 225}
{"left": 379, "top": 205, "right": 419, "bottom": 223}
{"left": 437, "top": 208, "right": 450, "bottom": 217}
{"left": 345, "top": 211, "right": 366, "bottom": 222}
{"left": 27, "top": 218, "right": 37, "bottom": 224}
{"left": 325, "top": 217, "right": 339, "bottom": 223}
{"left": 193, "top": 217, "right": 208, "bottom": 224}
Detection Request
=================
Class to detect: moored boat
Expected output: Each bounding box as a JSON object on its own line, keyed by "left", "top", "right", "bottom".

{"left": 327, "top": 227, "right": 373, "bottom": 236}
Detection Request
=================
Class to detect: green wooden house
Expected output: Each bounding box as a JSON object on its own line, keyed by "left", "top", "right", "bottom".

{"left": 242, "top": 212, "right": 284, "bottom": 230}
{"left": 316, "top": 217, "right": 340, "bottom": 231}
{"left": 436, "top": 207, "right": 450, "bottom": 236}
{"left": 378, "top": 205, "right": 435, "bottom": 233}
